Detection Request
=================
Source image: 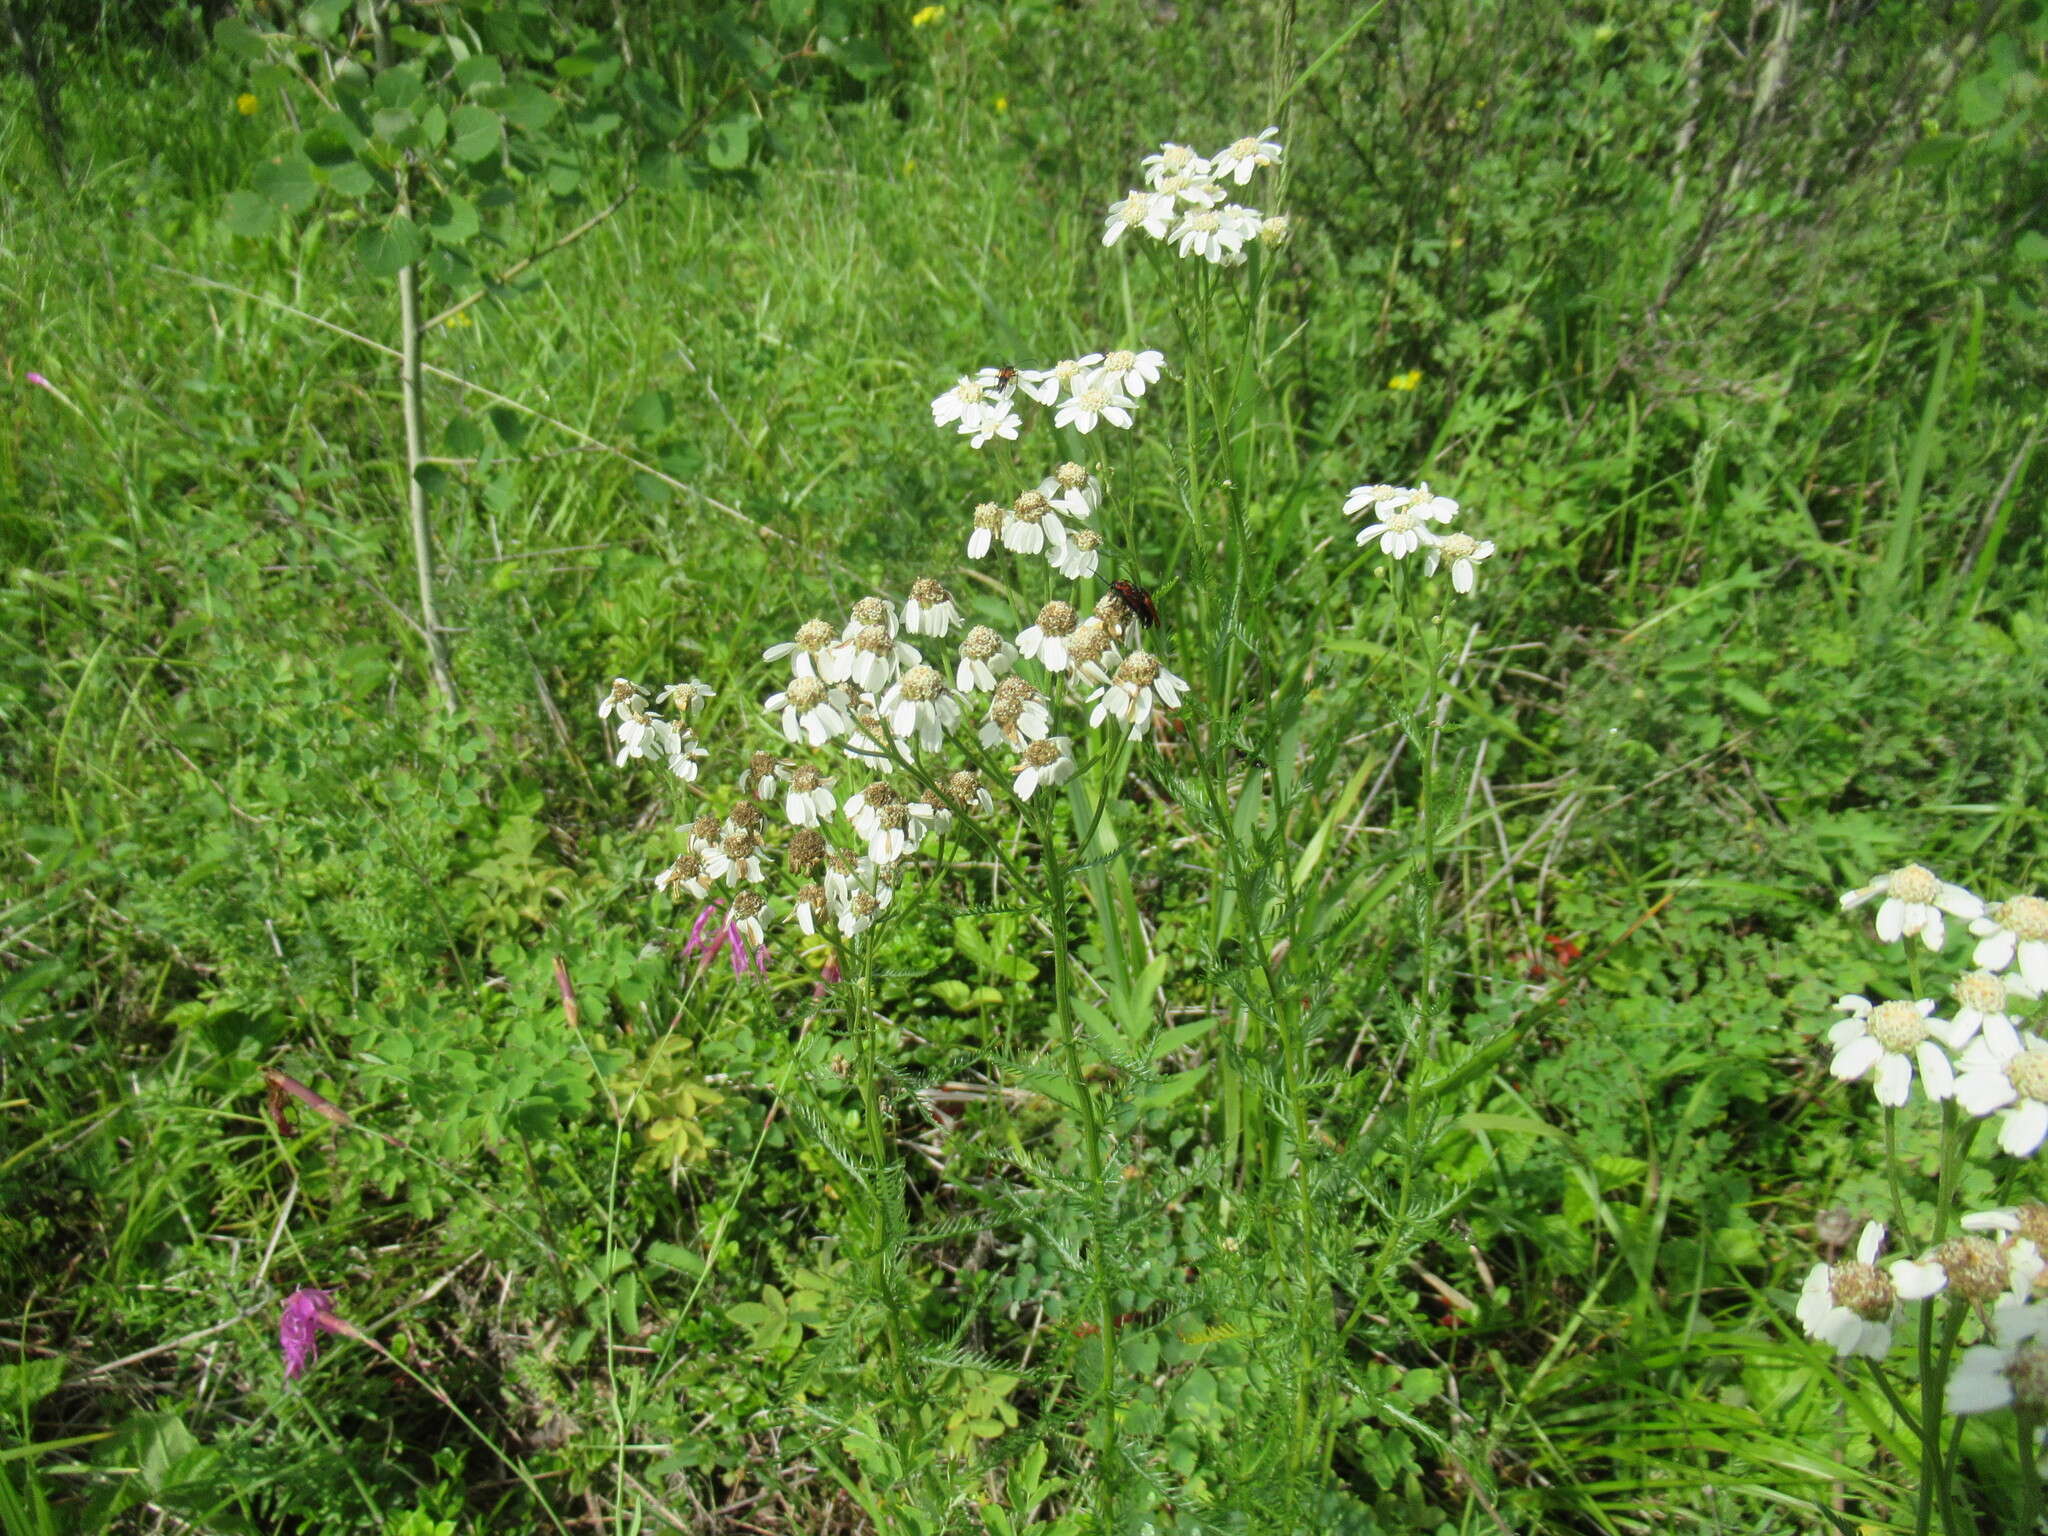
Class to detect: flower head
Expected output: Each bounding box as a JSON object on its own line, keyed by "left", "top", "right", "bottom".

{"left": 1141, "top": 141, "right": 1212, "bottom": 187}
{"left": 1103, "top": 190, "right": 1175, "bottom": 246}
{"left": 903, "top": 578, "right": 959, "bottom": 638}
{"left": 280, "top": 1288, "right": 344, "bottom": 1380}
{"left": 1973, "top": 894, "right": 2048, "bottom": 990}
{"left": 1013, "top": 736, "right": 1077, "bottom": 801}
{"left": 1949, "top": 1302, "right": 2048, "bottom": 1414}
{"left": 1054, "top": 378, "right": 1136, "bottom": 435}
{"left": 1796, "top": 1223, "right": 1898, "bottom": 1358}
{"left": 1212, "top": 126, "right": 1282, "bottom": 186}
{"left": 1424, "top": 531, "right": 1495, "bottom": 594}
{"left": 1826, "top": 994, "right": 1955, "bottom": 1107}
{"left": 1949, "top": 968, "right": 2038, "bottom": 1056}
{"left": 1955, "top": 1030, "right": 2048, "bottom": 1156}
{"left": 1840, "top": 863, "right": 1985, "bottom": 951}
{"left": 1088, "top": 651, "right": 1188, "bottom": 741}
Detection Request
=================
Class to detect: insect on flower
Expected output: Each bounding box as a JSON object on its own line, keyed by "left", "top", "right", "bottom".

{"left": 991, "top": 364, "right": 1020, "bottom": 398}
{"left": 1109, "top": 578, "right": 1161, "bottom": 631}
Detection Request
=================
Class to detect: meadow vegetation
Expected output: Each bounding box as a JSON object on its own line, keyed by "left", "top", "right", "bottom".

{"left": 3, "top": 1, "right": 2046, "bottom": 1532}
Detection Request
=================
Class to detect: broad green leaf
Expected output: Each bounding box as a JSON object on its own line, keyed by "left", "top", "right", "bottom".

{"left": 325, "top": 159, "right": 377, "bottom": 198}
{"left": 449, "top": 104, "right": 501, "bottom": 163}
{"left": 299, "top": 0, "right": 348, "bottom": 42}
{"left": 1134, "top": 1065, "right": 1208, "bottom": 1111}
{"left": 491, "top": 82, "right": 561, "bottom": 131}
{"left": 488, "top": 407, "right": 530, "bottom": 447}
{"left": 213, "top": 17, "right": 266, "bottom": 60}
{"left": 371, "top": 106, "right": 420, "bottom": 146}
{"left": 625, "top": 388, "right": 674, "bottom": 434}
{"left": 705, "top": 116, "right": 752, "bottom": 170}
{"left": 819, "top": 34, "right": 891, "bottom": 82}
{"left": 453, "top": 56, "right": 505, "bottom": 94}
{"left": 428, "top": 194, "right": 480, "bottom": 246}
{"left": 220, "top": 190, "right": 278, "bottom": 238}
{"left": 356, "top": 215, "right": 426, "bottom": 277}
{"left": 252, "top": 154, "right": 318, "bottom": 212}
{"left": 373, "top": 66, "right": 426, "bottom": 110}
{"left": 443, "top": 414, "right": 485, "bottom": 458}
{"left": 1151, "top": 1015, "right": 1218, "bottom": 1058}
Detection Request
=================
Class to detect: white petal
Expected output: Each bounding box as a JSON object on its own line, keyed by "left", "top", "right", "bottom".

{"left": 1874, "top": 1053, "right": 1913, "bottom": 1106}
{"left": 1890, "top": 1258, "right": 1948, "bottom": 1299}
{"left": 2000, "top": 1100, "right": 2048, "bottom": 1157}
{"left": 1948, "top": 1347, "right": 2017, "bottom": 1413}
{"left": 1917, "top": 1042, "right": 1955, "bottom": 1100}
{"left": 1956, "top": 1069, "right": 2019, "bottom": 1116}
{"left": 1832, "top": 1035, "right": 1884, "bottom": 1081}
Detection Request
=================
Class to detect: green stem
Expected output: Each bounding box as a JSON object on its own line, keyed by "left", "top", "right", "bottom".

{"left": 1038, "top": 805, "right": 1122, "bottom": 1511}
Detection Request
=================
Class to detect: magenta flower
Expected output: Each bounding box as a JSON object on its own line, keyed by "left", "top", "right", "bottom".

{"left": 279, "top": 1287, "right": 346, "bottom": 1379}
{"left": 25, "top": 373, "right": 49, "bottom": 388}
{"left": 684, "top": 903, "right": 769, "bottom": 978}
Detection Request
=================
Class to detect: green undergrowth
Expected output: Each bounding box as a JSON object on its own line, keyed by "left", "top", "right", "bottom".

{"left": 3, "top": 1, "right": 2046, "bottom": 1532}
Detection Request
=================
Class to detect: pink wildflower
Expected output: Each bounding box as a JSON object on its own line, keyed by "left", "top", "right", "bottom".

{"left": 279, "top": 1287, "right": 347, "bottom": 1380}
{"left": 685, "top": 903, "right": 769, "bottom": 978}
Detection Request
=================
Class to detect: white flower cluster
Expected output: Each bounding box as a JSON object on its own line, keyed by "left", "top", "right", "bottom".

{"left": 599, "top": 676, "right": 714, "bottom": 780}
{"left": 967, "top": 461, "right": 1103, "bottom": 579}
{"left": 1102, "top": 129, "right": 1291, "bottom": 265}
{"left": 1828, "top": 865, "right": 2048, "bottom": 1154}
{"left": 1793, "top": 863, "right": 2048, "bottom": 1435}
{"left": 1797, "top": 1211, "right": 2048, "bottom": 1385}
{"left": 1343, "top": 481, "right": 1497, "bottom": 594}
{"left": 930, "top": 349, "right": 1166, "bottom": 450}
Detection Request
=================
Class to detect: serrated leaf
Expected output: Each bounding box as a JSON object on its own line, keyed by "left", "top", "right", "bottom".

{"left": 449, "top": 104, "right": 501, "bottom": 163}
{"left": 1721, "top": 680, "right": 1772, "bottom": 718}
{"left": 644, "top": 1241, "right": 702, "bottom": 1275}
{"left": 220, "top": 190, "right": 278, "bottom": 238}
{"left": 356, "top": 215, "right": 426, "bottom": 277}
{"left": 625, "top": 388, "right": 674, "bottom": 434}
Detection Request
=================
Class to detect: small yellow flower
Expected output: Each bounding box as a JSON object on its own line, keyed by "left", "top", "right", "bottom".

{"left": 1387, "top": 370, "right": 1423, "bottom": 392}
{"left": 911, "top": 4, "right": 944, "bottom": 24}
{"left": 442, "top": 310, "right": 473, "bottom": 330}
{"left": 902, "top": 156, "right": 917, "bottom": 175}
{"left": 993, "top": 95, "right": 1008, "bottom": 114}
{"left": 235, "top": 93, "right": 260, "bottom": 116}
